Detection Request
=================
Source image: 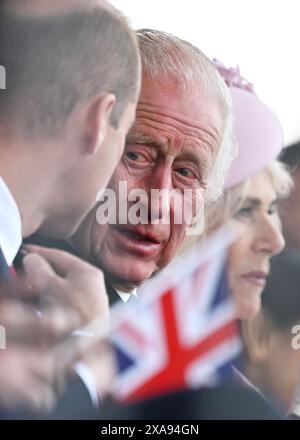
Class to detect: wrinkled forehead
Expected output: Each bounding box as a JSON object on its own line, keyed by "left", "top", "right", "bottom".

{"left": 126, "top": 77, "right": 223, "bottom": 171}
{"left": 138, "top": 74, "right": 222, "bottom": 125}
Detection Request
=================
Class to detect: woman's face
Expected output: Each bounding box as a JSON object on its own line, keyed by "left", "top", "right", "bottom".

{"left": 228, "top": 171, "right": 285, "bottom": 319}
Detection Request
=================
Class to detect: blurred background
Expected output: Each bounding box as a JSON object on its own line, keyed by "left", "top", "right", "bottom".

{"left": 111, "top": 0, "right": 300, "bottom": 146}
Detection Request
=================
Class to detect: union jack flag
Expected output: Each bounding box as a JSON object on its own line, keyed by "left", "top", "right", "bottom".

{"left": 110, "top": 226, "right": 242, "bottom": 402}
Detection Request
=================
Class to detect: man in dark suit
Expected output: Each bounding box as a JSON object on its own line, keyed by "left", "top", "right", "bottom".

{"left": 0, "top": 0, "right": 140, "bottom": 413}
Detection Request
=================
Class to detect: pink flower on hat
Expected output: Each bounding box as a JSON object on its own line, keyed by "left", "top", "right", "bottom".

{"left": 213, "top": 59, "right": 255, "bottom": 94}
{"left": 213, "top": 59, "right": 283, "bottom": 188}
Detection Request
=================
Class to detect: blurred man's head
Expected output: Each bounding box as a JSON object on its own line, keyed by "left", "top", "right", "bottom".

{"left": 279, "top": 141, "right": 300, "bottom": 248}
{"left": 72, "top": 29, "right": 236, "bottom": 292}
{"left": 0, "top": 0, "right": 140, "bottom": 238}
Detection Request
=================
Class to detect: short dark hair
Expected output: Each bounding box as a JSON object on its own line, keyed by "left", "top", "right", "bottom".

{"left": 0, "top": 4, "right": 140, "bottom": 137}
{"left": 280, "top": 141, "right": 300, "bottom": 171}
{"left": 262, "top": 249, "right": 300, "bottom": 329}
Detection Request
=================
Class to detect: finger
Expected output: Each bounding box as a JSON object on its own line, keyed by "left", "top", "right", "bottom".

{"left": 30, "top": 350, "right": 69, "bottom": 400}
{"left": 0, "top": 346, "right": 58, "bottom": 412}
{"left": 0, "top": 299, "right": 68, "bottom": 346}
{"left": 0, "top": 380, "right": 56, "bottom": 413}
{"left": 0, "top": 273, "right": 35, "bottom": 302}
{"left": 22, "top": 253, "right": 72, "bottom": 311}
{"left": 0, "top": 300, "right": 42, "bottom": 343}
{"left": 23, "top": 253, "right": 61, "bottom": 294}
{"left": 51, "top": 315, "right": 110, "bottom": 372}
{"left": 29, "top": 383, "right": 58, "bottom": 413}
{"left": 16, "top": 350, "right": 58, "bottom": 412}
{"left": 42, "top": 307, "right": 80, "bottom": 339}
{"left": 19, "top": 374, "right": 58, "bottom": 413}
{"left": 24, "top": 245, "right": 93, "bottom": 278}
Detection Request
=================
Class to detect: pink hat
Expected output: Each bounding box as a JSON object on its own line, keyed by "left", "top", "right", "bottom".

{"left": 214, "top": 60, "right": 283, "bottom": 188}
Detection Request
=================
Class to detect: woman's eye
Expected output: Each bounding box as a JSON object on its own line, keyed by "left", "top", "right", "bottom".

{"left": 235, "top": 206, "right": 254, "bottom": 218}
{"left": 268, "top": 204, "right": 278, "bottom": 216}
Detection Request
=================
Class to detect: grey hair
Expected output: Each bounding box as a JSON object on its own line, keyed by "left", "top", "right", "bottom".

{"left": 136, "top": 29, "right": 237, "bottom": 202}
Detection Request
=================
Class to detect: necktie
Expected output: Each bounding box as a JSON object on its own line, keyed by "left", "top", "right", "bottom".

{"left": 105, "top": 279, "right": 120, "bottom": 306}
{"left": 0, "top": 246, "right": 11, "bottom": 284}
{"left": 0, "top": 246, "right": 19, "bottom": 298}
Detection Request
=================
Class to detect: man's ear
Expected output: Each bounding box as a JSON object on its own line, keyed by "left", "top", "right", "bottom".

{"left": 241, "top": 311, "right": 272, "bottom": 363}
{"left": 85, "top": 93, "right": 116, "bottom": 154}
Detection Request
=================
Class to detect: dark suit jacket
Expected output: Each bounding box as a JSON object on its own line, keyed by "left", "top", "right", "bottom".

{"left": 99, "top": 385, "right": 281, "bottom": 420}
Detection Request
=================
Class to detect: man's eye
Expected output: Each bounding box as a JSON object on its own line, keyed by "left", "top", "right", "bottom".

{"left": 125, "top": 151, "right": 140, "bottom": 161}
{"left": 176, "top": 168, "right": 195, "bottom": 178}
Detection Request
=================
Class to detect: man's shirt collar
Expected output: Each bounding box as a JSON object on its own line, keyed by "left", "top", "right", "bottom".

{"left": 0, "top": 177, "right": 22, "bottom": 265}
{"left": 115, "top": 288, "right": 137, "bottom": 303}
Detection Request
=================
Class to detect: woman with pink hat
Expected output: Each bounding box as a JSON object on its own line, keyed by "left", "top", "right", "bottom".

{"left": 203, "top": 62, "right": 300, "bottom": 415}
{"left": 201, "top": 60, "right": 293, "bottom": 320}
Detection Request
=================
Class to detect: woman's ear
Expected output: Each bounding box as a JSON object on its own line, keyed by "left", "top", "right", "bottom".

{"left": 241, "top": 311, "right": 273, "bottom": 363}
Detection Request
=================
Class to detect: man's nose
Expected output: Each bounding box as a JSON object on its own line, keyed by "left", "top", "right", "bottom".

{"left": 146, "top": 165, "right": 173, "bottom": 222}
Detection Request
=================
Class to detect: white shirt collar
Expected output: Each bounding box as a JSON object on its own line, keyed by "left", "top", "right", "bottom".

{"left": 0, "top": 177, "right": 22, "bottom": 265}
{"left": 115, "top": 287, "right": 137, "bottom": 303}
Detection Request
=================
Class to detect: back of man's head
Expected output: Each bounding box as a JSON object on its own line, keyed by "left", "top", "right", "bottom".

{"left": 0, "top": 0, "right": 140, "bottom": 139}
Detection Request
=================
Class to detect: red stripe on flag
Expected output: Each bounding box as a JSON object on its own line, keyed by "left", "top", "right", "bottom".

{"left": 126, "top": 289, "right": 237, "bottom": 402}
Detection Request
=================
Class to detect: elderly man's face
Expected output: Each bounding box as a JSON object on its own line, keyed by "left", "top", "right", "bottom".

{"left": 73, "top": 75, "right": 222, "bottom": 290}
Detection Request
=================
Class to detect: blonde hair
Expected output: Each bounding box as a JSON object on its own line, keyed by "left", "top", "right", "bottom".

{"left": 204, "top": 160, "right": 293, "bottom": 234}
{"left": 265, "top": 160, "right": 293, "bottom": 199}
{"left": 180, "top": 160, "right": 293, "bottom": 253}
